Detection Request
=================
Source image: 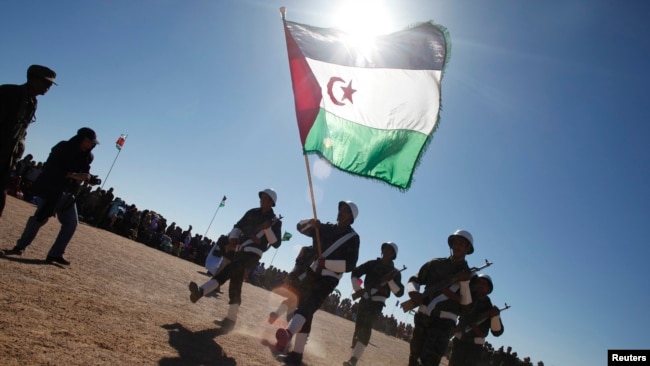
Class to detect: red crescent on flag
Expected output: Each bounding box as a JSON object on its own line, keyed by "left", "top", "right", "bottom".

{"left": 327, "top": 77, "right": 346, "bottom": 106}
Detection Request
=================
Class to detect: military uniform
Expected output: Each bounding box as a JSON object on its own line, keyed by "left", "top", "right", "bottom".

{"left": 345, "top": 246, "right": 405, "bottom": 366}
{"left": 289, "top": 218, "right": 359, "bottom": 334}
{"left": 407, "top": 257, "right": 471, "bottom": 366}
{"left": 448, "top": 295, "right": 504, "bottom": 366}
{"left": 188, "top": 189, "right": 282, "bottom": 332}
{"left": 215, "top": 206, "right": 282, "bottom": 305}
{"left": 274, "top": 201, "right": 360, "bottom": 366}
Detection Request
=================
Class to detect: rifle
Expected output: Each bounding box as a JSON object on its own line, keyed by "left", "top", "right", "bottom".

{"left": 352, "top": 265, "right": 407, "bottom": 301}
{"left": 455, "top": 303, "right": 511, "bottom": 336}
{"left": 232, "top": 214, "right": 283, "bottom": 252}
{"left": 400, "top": 259, "right": 493, "bottom": 313}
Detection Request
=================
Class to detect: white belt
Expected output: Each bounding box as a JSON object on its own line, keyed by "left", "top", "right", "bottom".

{"left": 439, "top": 310, "right": 458, "bottom": 321}
{"left": 370, "top": 295, "right": 387, "bottom": 303}
{"left": 242, "top": 246, "right": 263, "bottom": 257}
{"left": 309, "top": 263, "right": 343, "bottom": 279}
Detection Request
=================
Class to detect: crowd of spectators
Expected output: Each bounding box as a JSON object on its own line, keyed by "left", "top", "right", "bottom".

{"left": 7, "top": 154, "right": 544, "bottom": 364}
{"left": 8, "top": 154, "right": 218, "bottom": 266}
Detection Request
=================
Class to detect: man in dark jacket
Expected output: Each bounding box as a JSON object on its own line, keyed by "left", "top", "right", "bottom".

{"left": 0, "top": 65, "right": 57, "bottom": 218}
{"left": 2, "top": 128, "right": 99, "bottom": 265}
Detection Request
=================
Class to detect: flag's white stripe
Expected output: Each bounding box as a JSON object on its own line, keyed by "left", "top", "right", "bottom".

{"left": 306, "top": 59, "right": 441, "bottom": 135}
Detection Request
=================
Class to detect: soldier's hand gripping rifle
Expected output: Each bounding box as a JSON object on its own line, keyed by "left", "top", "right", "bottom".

{"left": 352, "top": 265, "right": 407, "bottom": 301}
{"left": 400, "top": 259, "right": 493, "bottom": 313}
{"left": 455, "top": 303, "right": 511, "bottom": 337}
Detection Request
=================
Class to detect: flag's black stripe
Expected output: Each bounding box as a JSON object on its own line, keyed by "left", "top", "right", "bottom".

{"left": 286, "top": 21, "right": 447, "bottom": 71}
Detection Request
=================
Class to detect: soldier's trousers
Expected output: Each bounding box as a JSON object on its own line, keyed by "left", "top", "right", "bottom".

{"left": 353, "top": 298, "right": 383, "bottom": 346}
{"left": 215, "top": 251, "right": 260, "bottom": 305}
{"left": 409, "top": 312, "right": 455, "bottom": 366}
{"left": 448, "top": 338, "right": 482, "bottom": 366}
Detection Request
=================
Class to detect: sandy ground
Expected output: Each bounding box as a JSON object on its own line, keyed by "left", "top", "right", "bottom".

{"left": 0, "top": 196, "right": 439, "bottom": 366}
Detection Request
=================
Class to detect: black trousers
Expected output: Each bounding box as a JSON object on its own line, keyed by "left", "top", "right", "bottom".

{"left": 214, "top": 251, "right": 260, "bottom": 305}
{"left": 448, "top": 338, "right": 483, "bottom": 366}
{"left": 352, "top": 298, "right": 383, "bottom": 346}
{"left": 409, "top": 312, "right": 455, "bottom": 366}
{"left": 293, "top": 269, "right": 338, "bottom": 334}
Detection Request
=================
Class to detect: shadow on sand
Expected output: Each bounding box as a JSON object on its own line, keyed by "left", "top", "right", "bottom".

{"left": 159, "top": 323, "right": 236, "bottom": 366}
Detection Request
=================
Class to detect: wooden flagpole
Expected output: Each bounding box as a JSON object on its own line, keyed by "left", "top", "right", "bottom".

{"left": 304, "top": 155, "right": 323, "bottom": 256}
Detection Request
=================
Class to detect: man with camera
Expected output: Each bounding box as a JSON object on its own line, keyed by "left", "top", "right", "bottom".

{"left": 2, "top": 128, "right": 100, "bottom": 265}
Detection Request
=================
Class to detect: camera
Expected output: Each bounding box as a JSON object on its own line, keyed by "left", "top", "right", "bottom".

{"left": 89, "top": 175, "right": 101, "bottom": 185}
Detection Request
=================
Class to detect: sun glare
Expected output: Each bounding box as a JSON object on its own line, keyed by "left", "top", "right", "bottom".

{"left": 331, "top": 0, "right": 396, "bottom": 38}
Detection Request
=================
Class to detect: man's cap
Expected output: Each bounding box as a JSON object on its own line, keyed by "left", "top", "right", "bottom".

{"left": 77, "top": 127, "right": 100, "bottom": 144}
{"left": 27, "top": 65, "right": 57, "bottom": 85}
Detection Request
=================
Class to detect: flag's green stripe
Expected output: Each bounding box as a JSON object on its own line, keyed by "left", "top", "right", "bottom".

{"left": 304, "top": 109, "right": 428, "bottom": 189}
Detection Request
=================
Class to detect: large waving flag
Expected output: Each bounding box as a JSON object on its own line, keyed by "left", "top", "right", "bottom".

{"left": 282, "top": 18, "right": 450, "bottom": 190}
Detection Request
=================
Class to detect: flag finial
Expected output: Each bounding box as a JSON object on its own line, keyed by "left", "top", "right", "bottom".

{"left": 279, "top": 7, "right": 286, "bottom": 20}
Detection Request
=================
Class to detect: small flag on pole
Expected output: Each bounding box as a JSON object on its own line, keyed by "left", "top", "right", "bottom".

{"left": 115, "top": 134, "right": 127, "bottom": 151}
{"left": 281, "top": 18, "right": 450, "bottom": 190}
{"left": 219, "top": 196, "right": 227, "bottom": 207}
{"left": 282, "top": 232, "right": 293, "bottom": 241}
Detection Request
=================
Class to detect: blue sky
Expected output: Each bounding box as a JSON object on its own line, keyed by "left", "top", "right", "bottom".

{"left": 2, "top": 1, "right": 649, "bottom": 365}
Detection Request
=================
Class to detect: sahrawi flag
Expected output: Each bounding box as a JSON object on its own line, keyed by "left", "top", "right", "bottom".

{"left": 115, "top": 134, "right": 127, "bottom": 151}
{"left": 219, "top": 195, "right": 227, "bottom": 207}
{"left": 282, "top": 20, "right": 449, "bottom": 190}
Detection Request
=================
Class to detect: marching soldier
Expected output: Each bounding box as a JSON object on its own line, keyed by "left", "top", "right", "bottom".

{"left": 448, "top": 274, "right": 504, "bottom": 366}
{"left": 406, "top": 229, "right": 475, "bottom": 366}
{"left": 274, "top": 200, "right": 360, "bottom": 366}
{"left": 344, "top": 242, "right": 405, "bottom": 366}
{"left": 188, "top": 189, "right": 282, "bottom": 333}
